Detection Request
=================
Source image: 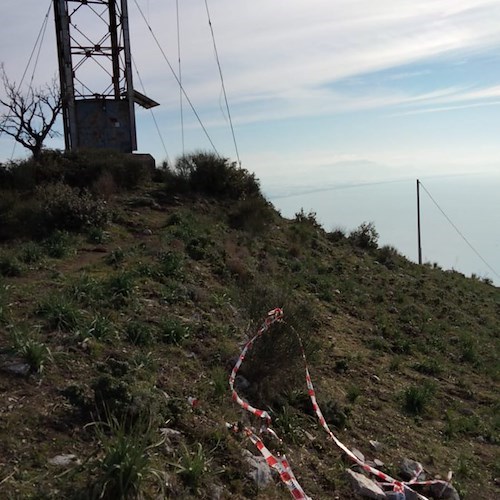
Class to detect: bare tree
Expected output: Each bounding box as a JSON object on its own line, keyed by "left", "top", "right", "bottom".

{"left": 0, "top": 64, "right": 62, "bottom": 159}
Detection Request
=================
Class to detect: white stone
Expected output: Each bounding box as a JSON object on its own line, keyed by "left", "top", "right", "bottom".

{"left": 346, "top": 469, "right": 386, "bottom": 499}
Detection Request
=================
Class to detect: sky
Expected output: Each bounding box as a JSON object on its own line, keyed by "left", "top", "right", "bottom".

{"left": 1, "top": 0, "right": 500, "bottom": 281}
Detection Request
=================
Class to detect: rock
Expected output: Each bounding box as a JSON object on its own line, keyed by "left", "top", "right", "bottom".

{"left": 428, "top": 482, "right": 460, "bottom": 500}
{"left": 369, "top": 440, "right": 382, "bottom": 451}
{"left": 143, "top": 228, "right": 153, "bottom": 236}
{"left": 48, "top": 454, "right": 80, "bottom": 467}
{"left": 385, "top": 493, "right": 405, "bottom": 500}
{"left": 210, "top": 484, "right": 224, "bottom": 499}
{"left": 352, "top": 448, "right": 365, "bottom": 463}
{"left": 2, "top": 362, "right": 30, "bottom": 376}
{"left": 304, "top": 430, "right": 316, "bottom": 442}
{"left": 160, "top": 427, "right": 182, "bottom": 453}
{"left": 235, "top": 375, "right": 250, "bottom": 391}
{"left": 399, "top": 458, "right": 425, "bottom": 481}
{"left": 374, "top": 459, "right": 385, "bottom": 468}
{"left": 345, "top": 469, "right": 386, "bottom": 499}
{"left": 242, "top": 449, "right": 273, "bottom": 488}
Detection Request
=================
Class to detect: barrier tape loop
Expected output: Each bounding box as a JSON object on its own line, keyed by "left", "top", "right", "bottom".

{"left": 229, "top": 309, "right": 453, "bottom": 500}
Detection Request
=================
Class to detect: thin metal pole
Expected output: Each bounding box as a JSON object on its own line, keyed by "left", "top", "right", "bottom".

{"left": 417, "top": 178, "right": 422, "bottom": 265}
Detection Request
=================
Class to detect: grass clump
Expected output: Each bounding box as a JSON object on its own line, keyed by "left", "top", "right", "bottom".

{"left": 80, "top": 314, "right": 114, "bottom": 342}
{"left": 173, "top": 443, "right": 214, "bottom": 493}
{"left": 11, "top": 329, "right": 51, "bottom": 374}
{"left": 402, "top": 381, "right": 436, "bottom": 416}
{"left": 37, "top": 295, "right": 82, "bottom": 331}
{"left": 43, "top": 230, "right": 73, "bottom": 258}
{"left": 159, "top": 318, "right": 189, "bottom": 345}
{"left": 104, "top": 272, "right": 135, "bottom": 307}
{"left": 125, "top": 321, "right": 154, "bottom": 346}
{"left": 17, "top": 241, "right": 44, "bottom": 264}
{"left": 89, "top": 414, "right": 160, "bottom": 499}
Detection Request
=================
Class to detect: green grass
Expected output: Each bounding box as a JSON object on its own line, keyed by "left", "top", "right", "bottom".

{"left": 11, "top": 329, "right": 51, "bottom": 373}
{"left": 37, "top": 295, "right": 82, "bottom": 331}
{"left": 402, "top": 381, "right": 436, "bottom": 416}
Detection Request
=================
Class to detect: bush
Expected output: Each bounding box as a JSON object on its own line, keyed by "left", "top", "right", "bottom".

{"left": 349, "top": 221, "right": 379, "bottom": 249}
{"left": 0, "top": 254, "right": 22, "bottom": 277}
{"left": 229, "top": 196, "right": 274, "bottom": 233}
{"left": 36, "top": 182, "right": 109, "bottom": 233}
{"left": 377, "top": 245, "right": 400, "bottom": 269}
{"left": 0, "top": 149, "right": 151, "bottom": 194}
{"left": 240, "top": 286, "right": 319, "bottom": 405}
{"left": 165, "top": 152, "right": 261, "bottom": 200}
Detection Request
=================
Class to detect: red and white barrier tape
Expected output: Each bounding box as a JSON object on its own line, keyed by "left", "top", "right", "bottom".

{"left": 229, "top": 309, "right": 452, "bottom": 500}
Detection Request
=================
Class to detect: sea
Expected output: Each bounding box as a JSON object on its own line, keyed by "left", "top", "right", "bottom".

{"left": 266, "top": 173, "right": 500, "bottom": 287}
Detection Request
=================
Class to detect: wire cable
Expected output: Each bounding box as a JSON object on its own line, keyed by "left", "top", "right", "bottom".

{"left": 132, "top": 57, "right": 171, "bottom": 164}
{"left": 9, "top": 2, "right": 52, "bottom": 160}
{"left": 203, "top": 0, "right": 241, "bottom": 166}
{"left": 176, "top": 0, "right": 185, "bottom": 155}
{"left": 419, "top": 181, "right": 500, "bottom": 280}
{"left": 1, "top": 1, "right": 53, "bottom": 144}
{"left": 132, "top": 0, "right": 220, "bottom": 156}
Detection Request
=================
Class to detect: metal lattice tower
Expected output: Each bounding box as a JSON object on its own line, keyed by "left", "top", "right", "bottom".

{"left": 53, "top": 0, "right": 157, "bottom": 153}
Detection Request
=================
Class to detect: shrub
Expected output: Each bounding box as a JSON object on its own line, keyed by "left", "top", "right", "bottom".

{"left": 105, "top": 248, "right": 126, "bottom": 268}
{"left": 377, "top": 245, "right": 400, "bottom": 269}
{"left": 165, "top": 152, "right": 261, "bottom": 200}
{"left": 157, "top": 250, "right": 183, "bottom": 277}
{"left": 294, "top": 209, "right": 321, "bottom": 227}
{"left": 0, "top": 254, "right": 22, "bottom": 277}
{"left": 349, "top": 221, "right": 379, "bottom": 249}
{"left": 36, "top": 182, "right": 109, "bottom": 233}
{"left": 327, "top": 227, "right": 346, "bottom": 243}
{"left": 92, "top": 374, "right": 133, "bottom": 418}
{"left": 274, "top": 404, "right": 304, "bottom": 444}
{"left": 229, "top": 196, "right": 274, "bottom": 233}
{"left": 241, "top": 287, "right": 319, "bottom": 404}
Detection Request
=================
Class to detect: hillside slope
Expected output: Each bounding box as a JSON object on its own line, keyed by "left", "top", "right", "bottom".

{"left": 0, "top": 155, "right": 498, "bottom": 499}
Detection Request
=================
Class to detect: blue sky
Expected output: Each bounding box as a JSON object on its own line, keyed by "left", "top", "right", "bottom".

{"left": 1, "top": 0, "right": 500, "bottom": 187}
